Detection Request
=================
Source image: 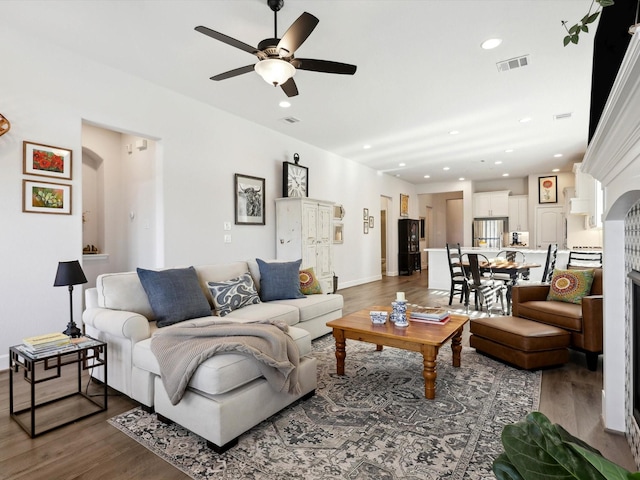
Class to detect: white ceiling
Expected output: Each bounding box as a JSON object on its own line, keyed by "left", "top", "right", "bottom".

{"left": 2, "top": 0, "right": 598, "bottom": 184}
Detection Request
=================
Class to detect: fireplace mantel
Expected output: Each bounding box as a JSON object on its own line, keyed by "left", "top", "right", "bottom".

{"left": 583, "top": 32, "right": 640, "bottom": 186}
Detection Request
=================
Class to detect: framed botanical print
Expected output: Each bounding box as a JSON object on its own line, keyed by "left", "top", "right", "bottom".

{"left": 235, "top": 174, "right": 265, "bottom": 225}
{"left": 23, "top": 141, "right": 72, "bottom": 180}
{"left": 400, "top": 194, "right": 409, "bottom": 217}
{"left": 538, "top": 175, "right": 558, "bottom": 204}
{"left": 23, "top": 179, "right": 72, "bottom": 215}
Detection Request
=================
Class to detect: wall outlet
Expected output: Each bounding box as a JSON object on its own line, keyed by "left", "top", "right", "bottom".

{"left": 223, "top": 222, "right": 231, "bottom": 231}
{"left": 224, "top": 235, "right": 231, "bottom": 243}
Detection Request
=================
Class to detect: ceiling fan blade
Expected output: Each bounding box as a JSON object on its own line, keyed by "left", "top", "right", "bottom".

{"left": 195, "top": 26, "right": 258, "bottom": 56}
{"left": 293, "top": 58, "right": 357, "bottom": 75}
{"left": 277, "top": 12, "right": 319, "bottom": 56}
{"left": 281, "top": 78, "right": 299, "bottom": 97}
{"left": 210, "top": 64, "right": 255, "bottom": 81}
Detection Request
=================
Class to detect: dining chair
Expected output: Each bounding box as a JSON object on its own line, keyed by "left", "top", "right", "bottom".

{"left": 446, "top": 243, "right": 466, "bottom": 305}
{"left": 541, "top": 243, "right": 558, "bottom": 283}
{"left": 567, "top": 250, "right": 602, "bottom": 269}
{"left": 494, "top": 250, "right": 527, "bottom": 282}
{"left": 460, "top": 253, "right": 506, "bottom": 315}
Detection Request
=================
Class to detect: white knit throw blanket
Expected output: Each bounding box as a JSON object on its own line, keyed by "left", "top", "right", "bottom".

{"left": 150, "top": 318, "right": 301, "bottom": 405}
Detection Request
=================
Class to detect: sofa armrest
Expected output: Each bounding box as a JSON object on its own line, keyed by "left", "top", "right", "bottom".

{"left": 511, "top": 284, "right": 550, "bottom": 317}
{"left": 581, "top": 295, "right": 603, "bottom": 352}
{"left": 82, "top": 307, "right": 151, "bottom": 343}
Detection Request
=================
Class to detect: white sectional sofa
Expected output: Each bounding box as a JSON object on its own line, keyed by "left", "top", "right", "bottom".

{"left": 82, "top": 259, "right": 343, "bottom": 452}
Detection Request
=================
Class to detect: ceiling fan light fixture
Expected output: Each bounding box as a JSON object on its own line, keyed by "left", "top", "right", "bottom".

{"left": 481, "top": 38, "right": 502, "bottom": 50}
{"left": 254, "top": 58, "right": 296, "bottom": 86}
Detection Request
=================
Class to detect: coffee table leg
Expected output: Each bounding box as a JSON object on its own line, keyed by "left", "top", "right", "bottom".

{"left": 333, "top": 329, "right": 346, "bottom": 375}
{"left": 451, "top": 327, "right": 462, "bottom": 367}
{"left": 376, "top": 344, "right": 383, "bottom": 351}
{"left": 422, "top": 345, "right": 438, "bottom": 399}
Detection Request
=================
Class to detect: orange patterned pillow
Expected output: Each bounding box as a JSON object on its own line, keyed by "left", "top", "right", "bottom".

{"left": 299, "top": 267, "right": 323, "bottom": 295}
{"left": 547, "top": 269, "right": 595, "bottom": 304}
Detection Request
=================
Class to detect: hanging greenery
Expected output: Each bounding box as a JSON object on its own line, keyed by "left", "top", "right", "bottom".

{"left": 562, "top": 0, "right": 615, "bottom": 46}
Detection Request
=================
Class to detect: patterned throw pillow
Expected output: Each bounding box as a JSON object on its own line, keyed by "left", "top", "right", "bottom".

{"left": 207, "top": 273, "right": 261, "bottom": 317}
{"left": 137, "top": 266, "right": 212, "bottom": 328}
{"left": 299, "top": 267, "right": 322, "bottom": 295}
{"left": 546, "top": 268, "right": 595, "bottom": 304}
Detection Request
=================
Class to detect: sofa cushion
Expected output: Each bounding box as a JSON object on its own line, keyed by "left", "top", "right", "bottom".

{"left": 223, "top": 302, "right": 300, "bottom": 326}
{"left": 271, "top": 294, "right": 344, "bottom": 322}
{"left": 195, "top": 262, "right": 251, "bottom": 307}
{"left": 299, "top": 267, "right": 323, "bottom": 295}
{"left": 96, "top": 271, "right": 155, "bottom": 319}
{"left": 137, "top": 267, "right": 212, "bottom": 328}
{"left": 517, "top": 300, "right": 583, "bottom": 332}
{"left": 547, "top": 268, "right": 595, "bottom": 304}
{"left": 133, "top": 323, "right": 312, "bottom": 395}
{"left": 207, "top": 273, "right": 261, "bottom": 317}
{"left": 256, "top": 258, "right": 305, "bottom": 301}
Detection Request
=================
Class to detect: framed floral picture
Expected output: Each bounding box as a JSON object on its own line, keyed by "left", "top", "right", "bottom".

{"left": 235, "top": 173, "right": 265, "bottom": 225}
{"left": 400, "top": 193, "right": 409, "bottom": 217}
{"left": 23, "top": 141, "right": 72, "bottom": 180}
{"left": 538, "top": 175, "right": 558, "bottom": 204}
{"left": 23, "top": 179, "right": 72, "bottom": 215}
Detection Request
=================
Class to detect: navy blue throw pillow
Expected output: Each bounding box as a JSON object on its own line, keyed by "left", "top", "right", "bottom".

{"left": 256, "top": 258, "right": 305, "bottom": 301}
{"left": 137, "top": 266, "right": 211, "bottom": 327}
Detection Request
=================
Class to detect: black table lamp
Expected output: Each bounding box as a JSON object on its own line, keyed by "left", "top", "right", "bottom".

{"left": 54, "top": 260, "right": 88, "bottom": 338}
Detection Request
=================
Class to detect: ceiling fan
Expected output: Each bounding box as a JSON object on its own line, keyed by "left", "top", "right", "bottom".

{"left": 195, "top": 0, "right": 357, "bottom": 97}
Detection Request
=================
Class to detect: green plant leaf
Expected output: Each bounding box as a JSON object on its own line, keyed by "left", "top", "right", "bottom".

{"left": 582, "top": 25, "right": 589, "bottom": 32}
{"left": 501, "top": 412, "right": 606, "bottom": 480}
{"left": 571, "top": 35, "right": 579, "bottom": 44}
{"left": 493, "top": 453, "right": 526, "bottom": 480}
{"left": 569, "top": 443, "right": 632, "bottom": 479}
{"left": 564, "top": 35, "right": 571, "bottom": 46}
{"left": 569, "top": 24, "right": 580, "bottom": 34}
{"left": 597, "top": 0, "right": 615, "bottom": 7}
{"left": 586, "top": 12, "right": 601, "bottom": 24}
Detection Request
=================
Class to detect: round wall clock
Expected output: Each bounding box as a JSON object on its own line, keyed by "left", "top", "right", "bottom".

{"left": 282, "top": 161, "right": 308, "bottom": 197}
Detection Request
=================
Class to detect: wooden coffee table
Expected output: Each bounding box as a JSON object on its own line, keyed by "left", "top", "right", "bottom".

{"left": 326, "top": 307, "right": 469, "bottom": 399}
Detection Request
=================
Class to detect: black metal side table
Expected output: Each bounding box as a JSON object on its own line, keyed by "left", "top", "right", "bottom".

{"left": 9, "top": 337, "right": 107, "bottom": 437}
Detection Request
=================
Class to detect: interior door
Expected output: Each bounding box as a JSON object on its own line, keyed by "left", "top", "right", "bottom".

{"left": 536, "top": 206, "right": 564, "bottom": 249}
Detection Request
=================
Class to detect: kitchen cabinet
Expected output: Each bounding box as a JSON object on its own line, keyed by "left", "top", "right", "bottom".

{"left": 570, "top": 163, "right": 603, "bottom": 228}
{"left": 275, "top": 197, "right": 334, "bottom": 293}
{"left": 473, "top": 191, "right": 510, "bottom": 218}
{"left": 398, "top": 219, "right": 421, "bottom": 275}
{"left": 508, "top": 195, "right": 528, "bottom": 231}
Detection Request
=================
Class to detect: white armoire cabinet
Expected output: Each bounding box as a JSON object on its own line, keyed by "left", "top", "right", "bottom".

{"left": 275, "top": 198, "right": 334, "bottom": 293}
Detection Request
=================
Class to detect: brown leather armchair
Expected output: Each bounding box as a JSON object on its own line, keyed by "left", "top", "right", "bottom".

{"left": 511, "top": 268, "right": 603, "bottom": 371}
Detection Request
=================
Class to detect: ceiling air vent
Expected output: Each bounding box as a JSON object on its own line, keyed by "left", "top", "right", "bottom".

{"left": 280, "top": 116, "right": 300, "bottom": 124}
{"left": 496, "top": 55, "right": 529, "bottom": 72}
{"left": 554, "top": 112, "right": 573, "bottom": 120}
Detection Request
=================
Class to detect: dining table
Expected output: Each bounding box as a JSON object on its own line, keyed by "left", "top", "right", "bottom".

{"left": 482, "top": 260, "right": 541, "bottom": 314}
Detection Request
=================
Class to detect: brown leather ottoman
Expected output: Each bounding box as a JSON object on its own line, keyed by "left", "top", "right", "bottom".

{"left": 470, "top": 315, "right": 570, "bottom": 370}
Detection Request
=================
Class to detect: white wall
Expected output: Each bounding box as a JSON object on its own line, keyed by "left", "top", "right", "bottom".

{"left": 0, "top": 26, "right": 416, "bottom": 369}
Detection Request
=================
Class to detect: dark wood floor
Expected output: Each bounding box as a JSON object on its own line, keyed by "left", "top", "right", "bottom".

{"left": 0, "top": 272, "right": 636, "bottom": 478}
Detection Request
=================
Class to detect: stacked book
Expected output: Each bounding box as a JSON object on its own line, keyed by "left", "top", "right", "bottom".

{"left": 22, "top": 332, "right": 72, "bottom": 354}
{"left": 409, "top": 306, "right": 450, "bottom": 325}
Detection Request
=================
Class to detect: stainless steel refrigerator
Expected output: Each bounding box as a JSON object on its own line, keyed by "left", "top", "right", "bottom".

{"left": 472, "top": 218, "right": 507, "bottom": 248}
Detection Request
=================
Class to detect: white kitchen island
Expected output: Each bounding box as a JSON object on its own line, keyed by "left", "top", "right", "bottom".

{"left": 425, "top": 247, "right": 571, "bottom": 291}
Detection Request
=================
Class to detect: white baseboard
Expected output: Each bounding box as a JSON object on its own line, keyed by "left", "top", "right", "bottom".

{"left": 337, "top": 274, "right": 383, "bottom": 290}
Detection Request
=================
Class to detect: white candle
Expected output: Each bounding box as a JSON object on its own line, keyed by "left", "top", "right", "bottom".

{"left": 396, "top": 292, "right": 405, "bottom": 301}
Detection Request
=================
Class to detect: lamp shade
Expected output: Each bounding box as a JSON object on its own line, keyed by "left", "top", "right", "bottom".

{"left": 254, "top": 58, "right": 296, "bottom": 87}
{"left": 54, "top": 260, "right": 88, "bottom": 287}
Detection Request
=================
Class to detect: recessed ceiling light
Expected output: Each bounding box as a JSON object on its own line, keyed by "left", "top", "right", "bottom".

{"left": 363, "top": 144, "right": 371, "bottom": 150}
{"left": 458, "top": 177, "right": 465, "bottom": 181}
{"left": 443, "top": 167, "right": 450, "bottom": 171}
{"left": 519, "top": 117, "right": 532, "bottom": 123}
{"left": 399, "top": 162, "right": 406, "bottom": 167}
{"left": 279, "top": 101, "right": 291, "bottom": 108}
{"left": 395, "top": 174, "right": 401, "bottom": 177}
{"left": 495, "top": 161, "right": 503, "bottom": 165}
{"left": 424, "top": 175, "right": 430, "bottom": 179}
{"left": 481, "top": 38, "right": 503, "bottom": 50}
{"left": 502, "top": 173, "right": 509, "bottom": 177}
{"left": 552, "top": 168, "right": 560, "bottom": 172}
{"left": 553, "top": 153, "right": 563, "bottom": 158}
{"left": 449, "top": 130, "right": 460, "bottom": 135}
{"left": 505, "top": 149, "right": 514, "bottom": 153}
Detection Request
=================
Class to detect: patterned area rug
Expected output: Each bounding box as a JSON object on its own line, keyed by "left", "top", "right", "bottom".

{"left": 108, "top": 335, "right": 540, "bottom": 479}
